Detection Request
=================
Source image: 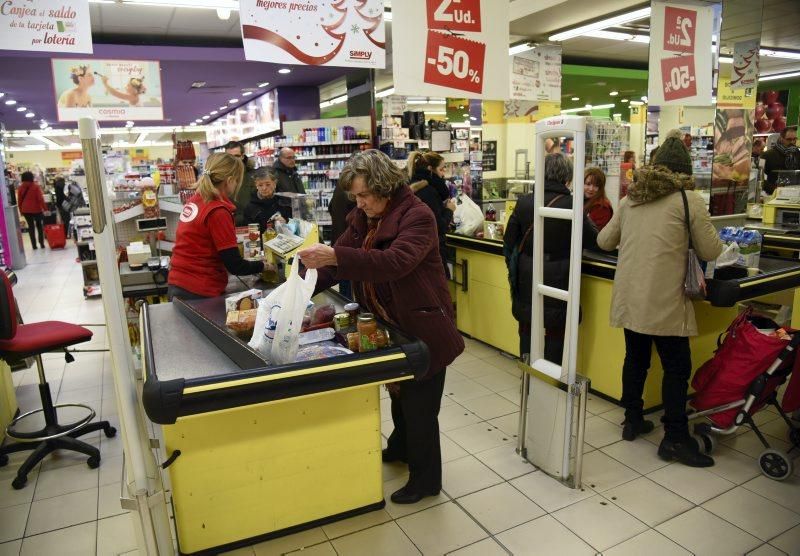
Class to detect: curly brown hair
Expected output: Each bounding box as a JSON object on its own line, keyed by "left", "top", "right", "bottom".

{"left": 340, "top": 150, "right": 407, "bottom": 200}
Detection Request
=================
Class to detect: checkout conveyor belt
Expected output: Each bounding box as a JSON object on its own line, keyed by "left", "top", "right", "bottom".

{"left": 445, "top": 233, "right": 800, "bottom": 310}
{"left": 141, "top": 292, "right": 430, "bottom": 424}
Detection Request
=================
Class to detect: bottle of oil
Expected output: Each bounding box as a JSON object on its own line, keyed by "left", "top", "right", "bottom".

{"left": 261, "top": 221, "right": 279, "bottom": 283}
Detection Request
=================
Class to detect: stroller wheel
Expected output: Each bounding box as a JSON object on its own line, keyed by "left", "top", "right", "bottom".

{"left": 758, "top": 449, "right": 793, "bottom": 481}
{"left": 694, "top": 432, "right": 716, "bottom": 455}
{"left": 692, "top": 424, "right": 716, "bottom": 454}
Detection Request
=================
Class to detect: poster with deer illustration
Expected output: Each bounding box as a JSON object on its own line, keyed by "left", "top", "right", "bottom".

{"left": 240, "top": 0, "right": 385, "bottom": 69}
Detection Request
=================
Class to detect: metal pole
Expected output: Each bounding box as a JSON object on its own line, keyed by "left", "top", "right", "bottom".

{"left": 78, "top": 118, "right": 173, "bottom": 554}
{"left": 516, "top": 359, "right": 530, "bottom": 459}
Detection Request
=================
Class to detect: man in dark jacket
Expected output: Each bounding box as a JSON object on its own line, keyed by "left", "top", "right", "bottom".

{"left": 273, "top": 148, "right": 306, "bottom": 194}
{"left": 762, "top": 126, "right": 799, "bottom": 194}
{"left": 300, "top": 150, "right": 463, "bottom": 506}
{"left": 504, "top": 153, "right": 598, "bottom": 362}
{"left": 224, "top": 140, "right": 257, "bottom": 226}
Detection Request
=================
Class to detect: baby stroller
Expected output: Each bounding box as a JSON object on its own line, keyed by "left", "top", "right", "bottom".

{"left": 688, "top": 308, "right": 800, "bottom": 481}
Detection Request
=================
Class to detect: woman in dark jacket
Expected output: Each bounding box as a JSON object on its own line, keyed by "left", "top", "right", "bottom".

{"left": 300, "top": 150, "right": 464, "bottom": 505}
{"left": 504, "top": 153, "right": 598, "bottom": 362}
{"left": 407, "top": 151, "right": 455, "bottom": 277}
{"left": 54, "top": 176, "right": 70, "bottom": 234}
{"left": 243, "top": 167, "right": 288, "bottom": 232}
{"left": 17, "top": 171, "right": 47, "bottom": 250}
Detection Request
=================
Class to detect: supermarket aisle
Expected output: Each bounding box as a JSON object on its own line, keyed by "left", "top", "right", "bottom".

{"left": 1, "top": 238, "right": 799, "bottom": 556}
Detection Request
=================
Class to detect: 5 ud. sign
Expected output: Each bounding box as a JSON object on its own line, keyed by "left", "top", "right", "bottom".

{"left": 393, "top": 0, "right": 509, "bottom": 100}
{"left": 648, "top": 0, "right": 713, "bottom": 106}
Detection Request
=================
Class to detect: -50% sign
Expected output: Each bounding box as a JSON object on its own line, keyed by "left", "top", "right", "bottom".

{"left": 424, "top": 31, "right": 485, "bottom": 94}
{"left": 661, "top": 56, "right": 697, "bottom": 102}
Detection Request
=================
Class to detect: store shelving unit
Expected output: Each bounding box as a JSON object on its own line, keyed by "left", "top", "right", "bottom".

{"left": 75, "top": 208, "right": 100, "bottom": 298}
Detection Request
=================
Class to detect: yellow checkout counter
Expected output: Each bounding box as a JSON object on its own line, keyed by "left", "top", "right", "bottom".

{"left": 139, "top": 290, "right": 428, "bottom": 555}
{"left": 446, "top": 232, "right": 800, "bottom": 409}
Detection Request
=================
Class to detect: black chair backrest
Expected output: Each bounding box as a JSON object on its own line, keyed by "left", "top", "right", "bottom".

{"left": 0, "top": 271, "right": 18, "bottom": 340}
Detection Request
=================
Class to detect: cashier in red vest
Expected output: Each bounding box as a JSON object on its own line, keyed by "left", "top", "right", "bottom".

{"left": 168, "top": 152, "right": 266, "bottom": 300}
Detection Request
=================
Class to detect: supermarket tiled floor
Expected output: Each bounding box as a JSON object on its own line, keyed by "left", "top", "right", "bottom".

{"left": 2, "top": 240, "right": 800, "bottom": 555}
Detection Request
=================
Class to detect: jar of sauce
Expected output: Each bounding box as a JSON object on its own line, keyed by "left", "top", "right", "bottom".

{"left": 357, "top": 313, "right": 378, "bottom": 352}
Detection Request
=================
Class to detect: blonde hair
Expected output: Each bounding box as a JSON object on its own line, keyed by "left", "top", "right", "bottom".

{"left": 406, "top": 150, "right": 444, "bottom": 179}
{"left": 195, "top": 152, "right": 244, "bottom": 202}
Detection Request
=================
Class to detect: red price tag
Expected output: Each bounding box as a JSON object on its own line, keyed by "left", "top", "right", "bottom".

{"left": 424, "top": 31, "right": 485, "bottom": 95}
{"left": 426, "top": 0, "right": 482, "bottom": 33}
{"left": 661, "top": 56, "right": 697, "bottom": 102}
{"left": 663, "top": 6, "right": 697, "bottom": 53}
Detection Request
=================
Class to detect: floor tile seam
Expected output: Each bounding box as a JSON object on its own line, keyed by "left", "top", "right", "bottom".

{"left": 546, "top": 499, "right": 646, "bottom": 554}
{"left": 505, "top": 474, "right": 597, "bottom": 513}
{"left": 701, "top": 493, "right": 800, "bottom": 542}
{"left": 661, "top": 503, "right": 770, "bottom": 549}
{"left": 30, "top": 478, "right": 101, "bottom": 503}
{"left": 557, "top": 488, "right": 654, "bottom": 545}
{"left": 22, "top": 515, "right": 99, "bottom": 540}
{"left": 0, "top": 500, "right": 34, "bottom": 545}
{"left": 389, "top": 515, "right": 425, "bottom": 556}
{"left": 739, "top": 480, "right": 800, "bottom": 514}
{"left": 440, "top": 469, "right": 509, "bottom": 501}
{"left": 600, "top": 526, "right": 692, "bottom": 555}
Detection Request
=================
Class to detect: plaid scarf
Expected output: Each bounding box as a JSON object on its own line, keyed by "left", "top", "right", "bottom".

{"left": 355, "top": 216, "right": 397, "bottom": 327}
{"left": 775, "top": 142, "right": 800, "bottom": 171}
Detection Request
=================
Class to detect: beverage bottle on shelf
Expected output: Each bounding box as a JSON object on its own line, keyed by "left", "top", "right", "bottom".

{"left": 486, "top": 203, "right": 496, "bottom": 222}
{"left": 261, "top": 222, "right": 279, "bottom": 283}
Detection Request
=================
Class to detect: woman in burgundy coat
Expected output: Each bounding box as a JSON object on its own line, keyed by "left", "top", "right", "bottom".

{"left": 17, "top": 171, "right": 48, "bottom": 250}
{"left": 300, "top": 150, "right": 464, "bottom": 504}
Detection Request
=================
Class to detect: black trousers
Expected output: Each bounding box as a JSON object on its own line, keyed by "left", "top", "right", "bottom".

{"left": 518, "top": 321, "right": 565, "bottom": 364}
{"left": 58, "top": 208, "right": 71, "bottom": 234}
{"left": 622, "top": 329, "right": 692, "bottom": 440}
{"left": 23, "top": 213, "right": 44, "bottom": 248}
{"left": 386, "top": 370, "right": 446, "bottom": 492}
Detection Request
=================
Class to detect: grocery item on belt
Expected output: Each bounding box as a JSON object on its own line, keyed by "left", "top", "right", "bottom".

{"left": 225, "top": 289, "right": 263, "bottom": 312}
{"left": 298, "top": 327, "right": 336, "bottom": 346}
{"left": 226, "top": 309, "right": 258, "bottom": 338}
{"left": 295, "top": 342, "right": 353, "bottom": 362}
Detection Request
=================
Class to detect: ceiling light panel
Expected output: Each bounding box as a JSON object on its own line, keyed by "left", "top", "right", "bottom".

{"left": 550, "top": 7, "right": 651, "bottom": 42}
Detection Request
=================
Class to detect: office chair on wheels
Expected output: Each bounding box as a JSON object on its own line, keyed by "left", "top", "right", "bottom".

{"left": 0, "top": 271, "right": 116, "bottom": 489}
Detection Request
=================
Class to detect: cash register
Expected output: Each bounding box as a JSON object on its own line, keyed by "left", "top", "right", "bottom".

{"left": 763, "top": 172, "right": 800, "bottom": 226}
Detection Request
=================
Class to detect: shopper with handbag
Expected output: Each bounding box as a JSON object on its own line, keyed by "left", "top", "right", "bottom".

{"left": 504, "top": 153, "right": 598, "bottom": 362}
{"left": 597, "top": 136, "right": 723, "bottom": 467}
{"left": 17, "top": 171, "right": 47, "bottom": 250}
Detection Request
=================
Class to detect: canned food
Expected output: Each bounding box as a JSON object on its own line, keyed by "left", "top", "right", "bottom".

{"left": 358, "top": 313, "right": 378, "bottom": 352}
{"left": 333, "top": 313, "right": 350, "bottom": 331}
{"left": 347, "top": 332, "right": 360, "bottom": 352}
{"left": 344, "top": 302, "right": 360, "bottom": 321}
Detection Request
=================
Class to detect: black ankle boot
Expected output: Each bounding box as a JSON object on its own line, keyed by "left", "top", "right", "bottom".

{"left": 658, "top": 437, "right": 714, "bottom": 467}
{"left": 622, "top": 419, "right": 654, "bottom": 441}
{"left": 390, "top": 483, "right": 440, "bottom": 505}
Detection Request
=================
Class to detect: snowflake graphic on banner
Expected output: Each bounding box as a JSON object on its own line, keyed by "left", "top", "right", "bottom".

{"left": 241, "top": 0, "right": 385, "bottom": 68}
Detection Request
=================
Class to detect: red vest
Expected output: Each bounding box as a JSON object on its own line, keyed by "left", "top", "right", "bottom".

{"left": 168, "top": 193, "right": 237, "bottom": 297}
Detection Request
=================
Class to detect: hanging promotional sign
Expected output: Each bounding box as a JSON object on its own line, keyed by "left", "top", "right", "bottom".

{"left": 392, "top": 0, "right": 510, "bottom": 100}
{"left": 240, "top": 0, "right": 385, "bottom": 69}
{"left": 510, "top": 45, "right": 562, "bottom": 102}
{"left": 730, "top": 39, "right": 760, "bottom": 91}
{"left": 647, "top": 1, "right": 713, "bottom": 106}
{"left": 0, "top": 0, "right": 92, "bottom": 53}
{"left": 52, "top": 59, "right": 164, "bottom": 122}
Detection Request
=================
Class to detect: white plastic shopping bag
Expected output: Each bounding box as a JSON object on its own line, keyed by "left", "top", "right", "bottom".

{"left": 453, "top": 193, "right": 485, "bottom": 237}
{"left": 248, "top": 257, "right": 317, "bottom": 365}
